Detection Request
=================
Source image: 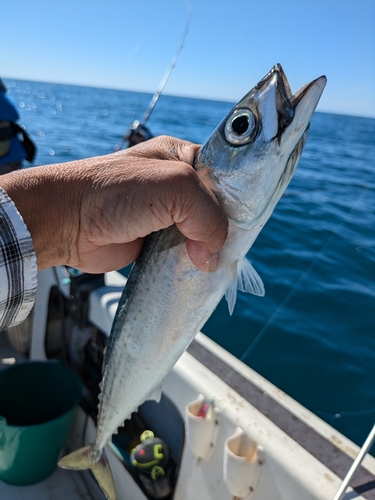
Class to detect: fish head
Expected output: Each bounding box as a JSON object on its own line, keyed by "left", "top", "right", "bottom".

{"left": 195, "top": 64, "right": 327, "bottom": 228}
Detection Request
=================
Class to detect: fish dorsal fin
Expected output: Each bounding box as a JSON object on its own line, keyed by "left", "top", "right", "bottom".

{"left": 225, "top": 258, "right": 265, "bottom": 315}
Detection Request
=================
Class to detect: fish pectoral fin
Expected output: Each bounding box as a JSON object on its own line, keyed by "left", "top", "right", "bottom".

{"left": 225, "top": 258, "right": 265, "bottom": 315}
{"left": 237, "top": 258, "right": 265, "bottom": 296}
{"left": 59, "top": 445, "right": 116, "bottom": 500}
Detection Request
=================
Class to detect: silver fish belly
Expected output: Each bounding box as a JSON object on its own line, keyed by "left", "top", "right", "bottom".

{"left": 59, "top": 64, "right": 326, "bottom": 500}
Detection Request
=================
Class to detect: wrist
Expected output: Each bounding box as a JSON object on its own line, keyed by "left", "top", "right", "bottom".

{"left": 0, "top": 164, "right": 82, "bottom": 269}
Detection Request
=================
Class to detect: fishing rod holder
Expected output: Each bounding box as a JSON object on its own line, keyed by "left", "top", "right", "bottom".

{"left": 185, "top": 394, "right": 219, "bottom": 461}
{"left": 223, "top": 427, "right": 265, "bottom": 499}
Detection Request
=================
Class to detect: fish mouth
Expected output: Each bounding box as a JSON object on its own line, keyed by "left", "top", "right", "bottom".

{"left": 219, "top": 64, "right": 326, "bottom": 150}
{"left": 253, "top": 64, "right": 294, "bottom": 129}
{"left": 255, "top": 63, "right": 325, "bottom": 135}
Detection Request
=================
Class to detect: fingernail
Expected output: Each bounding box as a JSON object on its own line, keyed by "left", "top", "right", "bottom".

{"left": 186, "top": 240, "right": 221, "bottom": 272}
{"left": 207, "top": 253, "right": 220, "bottom": 272}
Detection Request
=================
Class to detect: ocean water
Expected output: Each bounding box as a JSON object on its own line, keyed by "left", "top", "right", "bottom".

{"left": 4, "top": 78, "right": 375, "bottom": 449}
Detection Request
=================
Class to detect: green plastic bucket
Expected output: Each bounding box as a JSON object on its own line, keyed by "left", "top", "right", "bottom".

{"left": 0, "top": 360, "right": 82, "bottom": 485}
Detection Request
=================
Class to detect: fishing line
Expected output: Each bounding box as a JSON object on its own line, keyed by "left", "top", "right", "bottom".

{"left": 141, "top": 0, "right": 191, "bottom": 125}
{"left": 122, "top": 16, "right": 173, "bottom": 63}
{"left": 116, "top": 0, "right": 191, "bottom": 150}
{"left": 240, "top": 187, "right": 369, "bottom": 364}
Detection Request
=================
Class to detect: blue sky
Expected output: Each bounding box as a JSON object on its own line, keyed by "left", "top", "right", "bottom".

{"left": 1, "top": 0, "right": 375, "bottom": 118}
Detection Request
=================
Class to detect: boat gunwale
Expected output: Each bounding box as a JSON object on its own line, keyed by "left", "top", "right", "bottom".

{"left": 188, "top": 333, "right": 375, "bottom": 499}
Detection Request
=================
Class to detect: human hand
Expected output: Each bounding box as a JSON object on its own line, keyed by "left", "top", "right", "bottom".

{"left": 0, "top": 136, "right": 228, "bottom": 273}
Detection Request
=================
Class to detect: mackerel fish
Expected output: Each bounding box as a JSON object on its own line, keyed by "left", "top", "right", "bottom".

{"left": 59, "top": 64, "right": 326, "bottom": 499}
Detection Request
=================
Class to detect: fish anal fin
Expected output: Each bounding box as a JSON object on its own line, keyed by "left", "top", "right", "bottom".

{"left": 146, "top": 384, "right": 162, "bottom": 403}
{"left": 122, "top": 385, "right": 163, "bottom": 422}
{"left": 59, "top": 445, "right": 116, "bottom": 500}
{"left": 224, "top": 258, "right": 265, "bottom": 315}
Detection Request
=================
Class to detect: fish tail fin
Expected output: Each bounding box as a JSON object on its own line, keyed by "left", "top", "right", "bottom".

{"left": 58, "top": 445, "right": 116, "bottom": 500}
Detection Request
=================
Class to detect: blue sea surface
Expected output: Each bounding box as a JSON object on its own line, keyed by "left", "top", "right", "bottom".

{"left": 5, "top": 78, "right": 375, "bottom": 449}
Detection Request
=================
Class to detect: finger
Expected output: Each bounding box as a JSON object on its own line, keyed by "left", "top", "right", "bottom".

{"left": 173, "top": 172, "right": 229, "bottom": 272}
{"left": 142, "top": 138, "right": 229, "bottom": 272}
{"left": 131, "top": 135, "right": 200, "bottom": 166}
{"left": 185, "top": 240, "right": 222, "bottom": 272}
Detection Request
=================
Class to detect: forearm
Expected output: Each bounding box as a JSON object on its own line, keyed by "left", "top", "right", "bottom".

{"left": 0, "top": 162, "right": 82, "bottom": 269}
{"left": 0, "top": 137, "right": 228, "bottom": 274}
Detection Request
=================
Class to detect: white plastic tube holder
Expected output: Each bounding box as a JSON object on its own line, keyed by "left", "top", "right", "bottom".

{"left": 185, "top": 394, "right": 218, "bottom": 461}
{"left": 223, "top": 427, "right": 265, "bottom": 498}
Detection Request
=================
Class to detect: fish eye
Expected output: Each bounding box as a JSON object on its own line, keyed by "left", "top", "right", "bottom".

{"left": 224, "top": 108, "right": 256, "bottom": 145}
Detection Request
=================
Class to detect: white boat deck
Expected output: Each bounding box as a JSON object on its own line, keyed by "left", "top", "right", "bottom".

{"left": 2, "top": 309, "right": 375, "bottom": 499}
{"left": 0, "top": 466, "right": 103, "bottom": 500}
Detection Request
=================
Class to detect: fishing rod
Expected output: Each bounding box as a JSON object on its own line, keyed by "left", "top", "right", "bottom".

{"left": 116, "top": 0, "right": 191, "bottom": 151}
{"left": 332, "top": 422, "right": 375, "bottom": 500}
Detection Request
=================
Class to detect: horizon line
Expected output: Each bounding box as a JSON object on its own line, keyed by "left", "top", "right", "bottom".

{"left": 3, "top": 75, "right": 375, "bottom": 121}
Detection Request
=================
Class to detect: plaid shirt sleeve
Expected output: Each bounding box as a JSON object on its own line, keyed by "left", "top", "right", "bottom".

{"left": 0, "top": 186, "right": 37, "bottom": 331}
